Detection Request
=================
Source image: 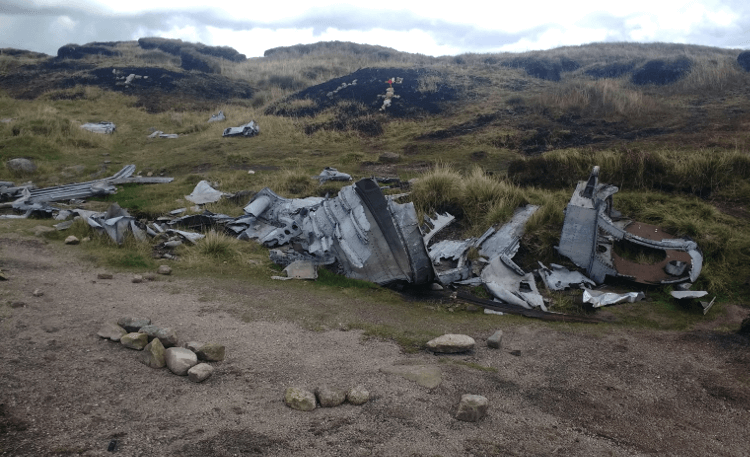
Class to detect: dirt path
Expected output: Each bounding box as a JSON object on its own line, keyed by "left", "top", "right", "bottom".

{"left": 1, "top": 233, "right": 749, "bottom": 456}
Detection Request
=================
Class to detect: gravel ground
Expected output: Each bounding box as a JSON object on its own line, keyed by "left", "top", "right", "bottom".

{"left": 1, "top": 233, "right": 749, "bottom": 456}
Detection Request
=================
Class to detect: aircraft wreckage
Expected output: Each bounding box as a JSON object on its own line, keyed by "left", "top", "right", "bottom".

{"left": 1, "top": 165, "right": 705, "bottom": 318}
{"left": 556, "top": 166, "right": 702, "bottom": 285}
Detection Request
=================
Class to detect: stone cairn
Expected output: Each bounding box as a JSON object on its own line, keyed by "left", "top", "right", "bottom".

{"left": 97, "top": 317, "right": 225, "bottom": 383}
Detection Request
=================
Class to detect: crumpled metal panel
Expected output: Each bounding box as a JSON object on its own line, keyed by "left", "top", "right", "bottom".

{"left": 80, "top": 121, "right": 115, "bottom": 134}
{"left": 223, "top": 120, "right": 259, "bottom": 137}
{"left": 583, "top": 289, "right": 645, "bottom": 307}
{"left": 538, "top": 262, "right": 596, "bottom": 291}
{"left": 185, "top": 180, "right": 225, "bottom": 205}
{"left": 557, "top": 166, "right": 703, "bottom": 285}
{"left": 314, "top": 167, "right": 352, "bottom": 184}
{"left": 238, "top": 179, "right": 434, "bottom": 285}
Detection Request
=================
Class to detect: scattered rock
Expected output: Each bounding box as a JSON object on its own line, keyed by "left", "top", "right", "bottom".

{"left": 33, "top": 226, "right": 55, "bottom": 237}
{"left": 381, "top": 364, "right": 442, "bottom": 388}
{"left": 6, "top": 158, "right": 36, "bottom": 173}
{"left": 143, "top": 273, "right": 157, "bottom": 281}
{"left": 195, "top": 343, "right": 225, "bottom": 362}
{"left": 379, "top": 152, "right": 401, "bottom": 163}
{"left": 455, "top": 394, "right": 488, "bottom": 422}
{"left": 117, "top": 317, "right": 151, "bottom": 333}
{"left": 425, "top": 334, "right": 475, "bottom": 353}
{"left": 139, "top": 325, "right": 179, "bottom": 348}
{"left": 284, "top": 387, "right": 316, "bottom": 411}
{"left": 140, "top": 338, "right": 166, "bottom": 368}
{"left": 157, "top": 265, "right": 172, "bottom": 275}
{"left": 97, "top": 273, "right": 113, "bottom": 280}
{"left": 32, "top": 289, "right": 44, "bottom": 297}
{"left": 120, "top": 332, "right": 149, "bottom": 350}
{"left": 346, "top": 385, "right": 370, "bottom": 405}
{"left": 510, "top": 350, "right": 522, "bottom": 357}
{"left": 188, "top": 363, "right": 214, "bottom": 383}
{"left": 97, "top": 322, "right": 127, "bottom": 341}
{"left": 10, "top": 301, "right": 26, "bottom": 308}
{"left": 315, "top": 386, "right": 347, "bottom": 407}
{"left": 64, "top": 236, "right": 80, "bottom": 245}
{"left": 165, "top": 347, "right": 198, "bottom": 375}
{"left": 487, "top": 330, "right": 503, "bottom": 349}
{"left": 132, "top": 275, "right": 143, "bottom": 283}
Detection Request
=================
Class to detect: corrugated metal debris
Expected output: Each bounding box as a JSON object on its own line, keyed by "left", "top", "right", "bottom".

{"left": 0, "top": 165, "right": 173, "bottom": 219}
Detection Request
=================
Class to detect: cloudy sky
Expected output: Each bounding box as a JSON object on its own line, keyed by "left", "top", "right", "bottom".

{"left": 1, "top": 0, "right": 749, "bottom": 58}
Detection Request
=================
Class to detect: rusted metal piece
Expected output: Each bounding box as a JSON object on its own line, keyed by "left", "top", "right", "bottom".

{"left": 557, "top": 166, "right": 702, "bottom": 285}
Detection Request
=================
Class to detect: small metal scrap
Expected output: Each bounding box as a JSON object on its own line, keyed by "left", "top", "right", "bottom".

{"left": 583, "top": 289, "right": 645, "bottom": 308}
{"left": 314, "top": 167, "right": 352, "bottom": 184}
{"left": 223, "top": 120, "right": 259, "bottom": 137}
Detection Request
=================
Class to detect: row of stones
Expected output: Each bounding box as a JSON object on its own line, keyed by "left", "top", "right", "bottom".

{"left": 97, "top": 317, "right": 224, "bottom": 383}
{"left": 284, "top": 386, "right": 370, "bottom": 411}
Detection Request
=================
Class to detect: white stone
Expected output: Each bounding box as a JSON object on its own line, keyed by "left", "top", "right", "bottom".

{"left": 165, "top": 347, "right": 198, "bottom": 376}
{"left": 425, "top": 334, "right": 475, "bottom": 353}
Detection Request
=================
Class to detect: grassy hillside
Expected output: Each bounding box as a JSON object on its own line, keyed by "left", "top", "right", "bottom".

{"left": 1, "top": 38, "right": 750, "bottom": 314}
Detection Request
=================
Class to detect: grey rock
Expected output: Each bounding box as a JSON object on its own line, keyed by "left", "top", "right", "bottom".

{"left": 188, "top": 363, "right": 214, "bottom": 383}
{"left": 379, "top": 152, "right": 401, "bottom": 163}
{"left": 10, "top": 301, "right": 26, "bottom": 308}
{"left": 315, "top": 386, "right": 347, "bottom": 407}
{"left": 487, "top": 330, "right": 503, "bottom": 349}
{"left": 7, "top": 158, "right": 36, "bottom": 173}
{"left": 429, "top": 283, "right": 444, "bottom": 291}
{"left": 120, "top": 332, "right": 148, "bottom": 350}
{"left": 196, "top": 343, "right": 225, "bottom": 362}
{"left": 183, "top": 341, "right": 203, "bottom": 352}
{"left": 346, "top": 385, "right": 370, "bottom": 405}
{"left": 97, "top": 273, "right": 113, "bottom": 280}
{"left": 426, "top": 334, "right": 475, "bottom": 353}
{"left": 64, "top": 236, "right": 80, "bottom": 245}
{"left": 157, "top": 265, "right": 172, "bottom": 275}
{"left": 165, "top": 347, "right": 198, "bottom": 375}
{"left": 138, "top": 325, "right": 179, "bottom": 348}
{"left": 455, "top": 394, "right": 488, "bottom": 422}
{"left": 117, "top": 317, "right": 151, "bottom": 333}
{"left": 32, "top": 289, "right": 44, "bottom": 297}
{"left": 143, "top": 273, "right": 157, "bottom": 281}
{"left": 140, "top": 338, "right": 166, "bottom": 368}
{"left": 132, "top": 275, "right": 143, "bottom": 283}
{"left": 97, "top": 322, "right": 127, "bottom": 341}
{"left": 284, "top": 387, "right": 316, "bottom": 411}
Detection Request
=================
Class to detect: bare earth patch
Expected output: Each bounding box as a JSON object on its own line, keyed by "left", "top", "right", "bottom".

{"left": 1, "top": 234, "right": 750, "bottom": 456}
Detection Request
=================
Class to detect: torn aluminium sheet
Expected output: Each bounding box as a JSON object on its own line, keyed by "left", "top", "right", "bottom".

{"left": 557, "top": 166, "right": 702, "bottom": 285}
{"left": 538, "top": 262, "right": 596, "bottom": 291}
{"left": 583, "top": 289, "right": 645, "bottom": 307}
{"left": 314, "top": 167, "right": 352, "bottom": 184}
{"left": 223, "top": 121, "right": 259, "bottom": 137}
{"left": 238, "top": 179, "right": 434, "bottom": 285}
{"left": 80, "top": 121, "right": 116, "bottom": 134}
{"left": 185, "top": 180, "right": 225, "bottom": 205}
{"left": 426, "top": 205, "right": 547, "bottom": 310}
